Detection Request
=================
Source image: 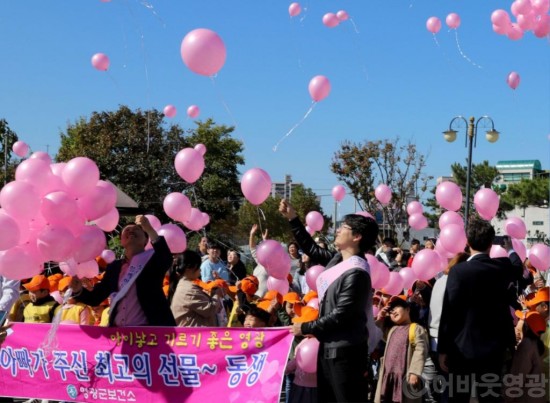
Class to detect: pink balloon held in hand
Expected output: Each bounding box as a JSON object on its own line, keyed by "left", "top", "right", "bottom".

{"left": 91, "top": 53, "right": 110, "bottom": 71}
{"left": 288, "top": 2, "right": 301, "bottom": 17}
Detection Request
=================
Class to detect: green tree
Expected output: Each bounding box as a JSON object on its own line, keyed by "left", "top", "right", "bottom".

{"left": 0, "top": 119, "right": 20, "bottom": 185}
{"left": 500, "top": 177, "right": 549, "bottom": 210}
{"left": 56, "top": 106, "right": 244, "bottom": 236}
{"left": 331, "top": 138, "right": 432, "bottom": 238}
{"left": 425, "top": 160, "right": 501, "bottom": 227}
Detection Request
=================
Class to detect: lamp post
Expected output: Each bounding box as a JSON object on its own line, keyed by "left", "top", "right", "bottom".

{"left": 443, "top": 116, "right": 500, "bottom": 228}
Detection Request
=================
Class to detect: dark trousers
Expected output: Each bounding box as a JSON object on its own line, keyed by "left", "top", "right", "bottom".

{"left": 447, "top": 350, "right": 506, "bottom": 403}
{"left": 317, "top": 342, "right": 369, "bottom": 403}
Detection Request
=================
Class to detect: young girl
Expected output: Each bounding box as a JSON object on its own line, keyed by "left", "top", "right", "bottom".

{"left": 375, "top": 295, "right": 429, "bottom": 403}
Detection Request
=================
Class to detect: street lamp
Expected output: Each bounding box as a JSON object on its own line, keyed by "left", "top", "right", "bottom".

{"left": 443, "top": 115, "right": 500, "bottom": 227}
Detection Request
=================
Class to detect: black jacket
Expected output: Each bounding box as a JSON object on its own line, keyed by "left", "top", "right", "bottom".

{"left": 438, "top": 252, "right": 523, "bottom": 360}
{"left": 75, "top": 236, "right": 176, "bottom": 327}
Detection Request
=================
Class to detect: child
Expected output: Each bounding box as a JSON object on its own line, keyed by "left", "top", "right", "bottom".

{"left": 54, "top": 277, "right": 94, "bottom": 325}
{"left": 505, "top": 310, "right": 546, "bottom": 403}
{"left": 375, "top": 295, "right": 428, "bottom": 403}
{"left": 22, "top": 275, "right": 59, "bottom": 323}
{"left": 243, "top": 305, "right": 271, "bottom": 328}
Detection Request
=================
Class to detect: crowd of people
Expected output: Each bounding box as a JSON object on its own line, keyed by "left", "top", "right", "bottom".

{"left": 0, "top": 205, "right": 548, "bottom": 403}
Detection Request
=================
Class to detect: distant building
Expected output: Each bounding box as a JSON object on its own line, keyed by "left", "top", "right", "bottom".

{"left": 494, "top": 160, "right": 545, "bottom": 187}
{"left": 271, "top": 174, "right": 303, "bottom": 200}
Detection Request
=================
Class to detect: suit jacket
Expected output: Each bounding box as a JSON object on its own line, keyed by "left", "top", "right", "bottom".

{"left": 75, "top": 236, "right": 176, "bottom": 327}
{"left": 438, "top": 252, "right": 523, "bottom": 360}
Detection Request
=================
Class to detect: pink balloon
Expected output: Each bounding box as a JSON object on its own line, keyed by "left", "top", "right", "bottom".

{"left": 439, "top": 224, "right": 467, "bottom": 255}
{"left": 62, "top": 157, "right": 100, "bottom": 197}
{"left": 426, "top": 16, "right": 442, "bottom": 34}
{"left": 355, "top": 211, "right": 375, "bottom": 220}
{"left": 200, "top": 212, "right": 210, "bottom": 228}
{"left": 308, "top": 75, "right": 331, "bottom": 102}
{"left": 532, "top": 0, "right": 550, "bottom": 14}
{"left": 512, "top": 0, "right": 532, "bottom": 15}
{"left": 408, "top": 213, "right": 428, "bottom": 231}
{"left": 163, "top": 192, "right": 192, "bottom": 223}
{"left": 73, "top": 226, "right": 106, "bottom": 263}
{"left": 256, "top": 240, "right": 291, "bottom": 280}
{"left": 0, "top": 212, "right": 20, "bottom": 251}
{"left": 436, "top": 181, "right": 462, "bottom": 212}
{"left": 41, "top": 191, "right": 79, "bottom": 226}
{"left": 241, "top": 168, "right": 272, "bottom": 206}
{"left": 145, "top": 214, "right": 162, "bottom": 231}
{"left": 305, "top": 211, "right": 324, "bottom": 232}
{"left": 507, "top": 23, "right": 524, "bottom": 40}
{"left": 289, "top": 2, "right": 301, "bottom": 17}
{"left": 29, "top": 151, "right": 52, "bottom": 164}
{"left": 51, "top": 162, "right": 66, "bottom": 177}
{"left": 412, "top": 249, "right": 441, "bottom": 281}
{"left": 75, "top": 260, "right": 99, "bottom": 279}
{"left": 504, "top": 217, "right": 526, "bottom": 239}
{"left": 15, "top": 158, "right": 54, "bottom": 196}
{"left": 91, "top": 53, "right": 110, "bottom": 71}
{"left": 506, "top": 71, "right": 520, "bottom": 90}
{"left": 322, "top": 13, "right": 340, "bottom": 28}
{"left": 366, "top": 254, "right": 390, "bottom": 289}
{"left": 305, "top": 265, "right": 324, "bottom": 292}
{"left": 59, "top": 258, "right": 78, "bottom": 277}
{"left": 493, "top": 23, "right": 510, "bottom": 35}
{"left": 374, "top": 184, "right": 392, "bottom": 205}
{"left": 435, "top": 239, "right": 455, "bottom": 259}
{"left": 187, "top": 105, "right": 200, "bottom": 119}
{"left": 295, "top": 338, "right": 320, "bottom": 373}
{"left": 336, "top": 10, "right": 349, "bottom": 21}
{"left": 37, "top": 225, "right": 76, "bottom": 262}
{"left": 473, "top": 188, "right": 500, "bottom": 220}
{"left": 158, "top": 223, "right": 187, "bottom": 253}
{"left": 0, "top": 181, "right": 40, "bottom": 220}
{"left": 101, "top": 249, "right": 116, "bottom": 264}
{"left": 305, "top": 225, "right": 315, "bottom": 236}
{"left": 529, "top": 244, "right": 550, "bottom": 272}
{"left": 183, "top": 208, "right": 205, "bottom": 231}
{"left": 331, "top": 185, "right": 346, "bottom": 202}
{"left": 266, "top": 276, "right": 289, "bottom": 296}
{"left": 407, "top": 201, "right": 423, "bottom": 215}
{"left": 306, "top": 298, "right": 319, "bottom": 310}
{"left": 174, "top": 148, "right": 205, "bottom": 184}
{"left": 94, "top": 208, "right": 119, "bottom": 232}
{"left": 194, "top": 143, "right": 207, "bottom": 156}
{"left": 0, "top": 246, "right": 43, "bottom": 280}
{"left": 439, "top": 211, "right": 464, "bottom": 229}
{"left": 534, "top": 14, "right": 550, "bottom": 38}
{"left": 50, "top": 290, "right": 63, "bottom": 305}
{"left": 517, "top": 12, "right": 537, "bottom": 31}
{"left": 12, "top": 141, "right": 29, "bottom": 158}
{"left": 399, "top": 267, "right": 417, "bottom": 290}
{"left": 511, "top": 239, "right": 527, "bottom": 262}
{"left": 77, "top": 180, "right": 117, "bottom": 221}
{"left": 180, "top": 28, "right": 226, "bottom": 76}
{"left": 491, "top": 9, "right": 512, "bottom": 27}
{"left": 446, "top": 13, "right": 461, "bottom": 29}
{"left": 490, "top": 245, "right": 509, "bottom": 259}
{"left": 163, "top": 105, "right": 177, "bottom": 118}
{"left": 382, "top": 272, "right": 404, "bottom": 296}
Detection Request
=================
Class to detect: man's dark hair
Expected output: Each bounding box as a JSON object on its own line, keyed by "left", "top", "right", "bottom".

{"left": 382, "top": 237, "right": 395, "bottom": 246}
{"left": 411, "top": 239, "right": 420, "bottom": 246}
{"left": 466, "top": 217, "right": 495, "bottom": 252}
{"left": 207, "top": 242, "right": 221, "bottom": 250}
{"left": 246, "top": 305, "right": 271, "bottom": 326}
{"left": 228, "top": 249, "right": 240, "bottom": 259}
{"left": 344, "top": 214, "right": 379, "bottom": 254}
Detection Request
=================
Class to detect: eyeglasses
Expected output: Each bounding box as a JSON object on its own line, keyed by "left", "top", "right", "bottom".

{"left": 339, "top": 224, "right": 353, "bottom": 231}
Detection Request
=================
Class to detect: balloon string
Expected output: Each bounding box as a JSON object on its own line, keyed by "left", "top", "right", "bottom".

{"left": 256, "top": 207, "right": 267, "bottom": 237}
{"left": 349, "top": 18, "right": 360, "bottom": 34}
{"left": 453, "top": 30, "right": 482, "bottom": 69}
{"left": 138, "top": 0, "right": 166, "bottom": 28}
{"left": 299, "top": 0, "right": 310, "bottom": 23}
{"left": 209, "top": 76, "right": 239, "bottom": 131}
{"left": 273, "top": 101, "right": 317, "bottom": 152}
{"left": 40, "top": 288, "right": 72, "bottom": 358}
{"left": 432, "top": 33, "right": 440, "bottom": 47}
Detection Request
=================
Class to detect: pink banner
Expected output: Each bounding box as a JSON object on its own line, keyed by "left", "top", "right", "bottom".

{"left": 0, "top": 324, "right": 294, "bottom": 402}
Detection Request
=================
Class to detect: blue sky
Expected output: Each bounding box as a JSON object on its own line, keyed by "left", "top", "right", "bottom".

{"left": 0, "top": 1, "right": 548, "bottom": 219}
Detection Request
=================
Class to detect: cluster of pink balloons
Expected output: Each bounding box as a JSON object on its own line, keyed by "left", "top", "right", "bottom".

{"left": 241, "top": 168, "right": 272, "bottom": 206}
{"left": 308, "top": 75, "right": 331, "bottom": 102}
{"left": 331, "top": 184, "right": 346, "bottom": 202}
{"left": 407, "top": 201, "right": 428, "bottom": 231}
{"left": 426, "top": 13, "right": 463, "bottom": 34}
{"left": 91, "top": 53, "right": 110, "bottom": 71}
{"left": 491, "top": 0, "right": 550, "bottom": 40}
{"left": 322, "top": 10, "right": 349, "bottom": 28}
{"left": 0, "top": 155, "right": 119, "bottom": 280}
{"left": 181, "top": 28, "right": 226, "bottom": 77}
{"left": 473, "top": 188, "right": 499, "bottom": 220}
{"left": 507, "top": 71, "right": 521, "bottom": 90}
{"left": 435, "top": 181, "right": 463, "bottom": 212}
